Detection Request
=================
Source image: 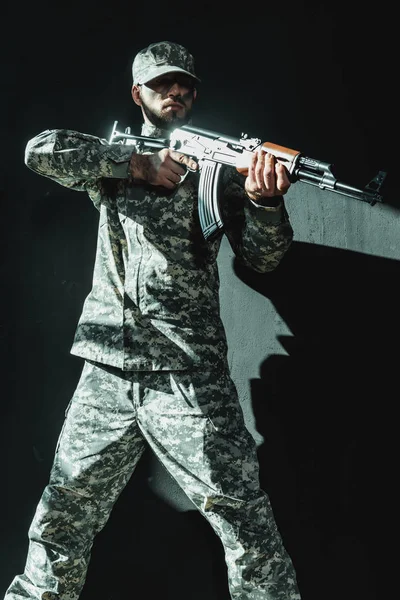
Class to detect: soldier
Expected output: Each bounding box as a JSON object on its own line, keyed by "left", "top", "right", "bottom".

{"left": 4, "top": 41, "right": 301, "bottom": 599}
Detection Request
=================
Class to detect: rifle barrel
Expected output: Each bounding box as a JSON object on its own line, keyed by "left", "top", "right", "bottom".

{"left": 296, "top": 168, "right": 383, "bottom": 204}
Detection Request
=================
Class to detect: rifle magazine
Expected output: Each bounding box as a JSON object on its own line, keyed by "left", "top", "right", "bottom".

{"left": 198, "top": 160, "right": 224, "bottom": 240}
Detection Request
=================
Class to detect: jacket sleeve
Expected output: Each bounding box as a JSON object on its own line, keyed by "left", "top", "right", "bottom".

{"left": 24, "top": 129, "right": 135, "bottom": 207}
{"left": 220, "top": 168, "right": 294, "bottom": 273}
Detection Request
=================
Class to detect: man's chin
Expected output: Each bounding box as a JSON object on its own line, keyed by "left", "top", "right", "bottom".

{"left": 163, "top": 110, "right": 185, "bottom": 122}
{"left": 161, "top": 112, "right": 189, "bottom": 128}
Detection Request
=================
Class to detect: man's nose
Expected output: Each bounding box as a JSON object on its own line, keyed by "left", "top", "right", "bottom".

{"left": 167, "top": 81, "right": 182, "bottom": 95}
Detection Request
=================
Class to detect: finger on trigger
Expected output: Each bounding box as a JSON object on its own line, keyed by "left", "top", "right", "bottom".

{"left": 176, "top": 153, "right": 196, "bottom": 171}
{"left": 187, "top": 158, "right": 198, "bottom": 171}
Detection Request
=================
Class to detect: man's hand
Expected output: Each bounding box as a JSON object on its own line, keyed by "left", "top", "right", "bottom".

{"left": 130, "top": 149, "right": 198, "bottom": 190}
{"left": 245, "top": 150, "right": 291, "bottom": 203}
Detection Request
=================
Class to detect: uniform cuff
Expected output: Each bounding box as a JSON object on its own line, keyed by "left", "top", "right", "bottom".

{"left": 245, "top": 195, "right": 286, "bottom": 223}
{"left": 104, "top": 145, "right": 136, "bottom": 178}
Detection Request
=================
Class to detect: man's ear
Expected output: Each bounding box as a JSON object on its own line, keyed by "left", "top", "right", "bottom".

{"left": 131, "top": 84, "right": 142, "bottom": 106}
{"left": 193, "top": 88, "right": 197, "bottom": 101}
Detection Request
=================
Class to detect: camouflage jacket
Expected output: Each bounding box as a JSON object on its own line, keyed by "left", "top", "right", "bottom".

{"left": 24, "top": 123, "right": 294, "bottom": 371}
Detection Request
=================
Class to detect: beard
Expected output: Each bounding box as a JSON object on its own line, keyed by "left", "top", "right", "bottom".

{"left": 141, "top": 95, "right": 193, "bottom": 131}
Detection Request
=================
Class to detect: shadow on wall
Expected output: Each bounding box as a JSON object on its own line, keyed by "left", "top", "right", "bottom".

{"left": 234, "top": 241, "right": 399, "bottom": 600}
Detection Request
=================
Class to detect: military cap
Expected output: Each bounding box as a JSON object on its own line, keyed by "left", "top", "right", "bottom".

{"left": 132, "top": 40, "right": 201, "bottom": 85}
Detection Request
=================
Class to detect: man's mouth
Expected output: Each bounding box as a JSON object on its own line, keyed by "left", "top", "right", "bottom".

{"left": 164, "top": 102, "right": 184, "bottom": 110}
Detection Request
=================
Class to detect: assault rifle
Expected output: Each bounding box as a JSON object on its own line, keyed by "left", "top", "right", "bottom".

{"left": 109, "top": 121, "right": 387, "bottom": 241}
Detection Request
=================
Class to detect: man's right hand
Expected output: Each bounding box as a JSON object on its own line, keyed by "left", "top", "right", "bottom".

{"left": 130, "top": 148, "right": 198, "bottom": 190}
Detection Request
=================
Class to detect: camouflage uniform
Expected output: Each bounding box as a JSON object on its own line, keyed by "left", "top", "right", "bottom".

{"left": 4, "top": 44, "right": 301, "bottom": 599}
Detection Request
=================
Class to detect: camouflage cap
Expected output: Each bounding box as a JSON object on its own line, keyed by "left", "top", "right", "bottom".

{"left": 132, "top": 41, "right": 201, "bottom": 85}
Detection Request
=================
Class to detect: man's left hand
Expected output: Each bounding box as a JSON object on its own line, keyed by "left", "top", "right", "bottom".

{"left": 245, "top": 150, "right": 291, "bottom": 203}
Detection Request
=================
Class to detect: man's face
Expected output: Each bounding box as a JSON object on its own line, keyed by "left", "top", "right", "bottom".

{"left": 132, "top": 72, "right": 197, "bottom": 130}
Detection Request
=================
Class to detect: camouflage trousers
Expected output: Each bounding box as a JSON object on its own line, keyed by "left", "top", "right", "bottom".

{"left": 4, "top": 360, "right": 301, "bottom": 600}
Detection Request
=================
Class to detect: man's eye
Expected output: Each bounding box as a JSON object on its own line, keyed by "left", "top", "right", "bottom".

{"left": 157, "top": 78, "right": 173, "bottom": 86}
{"left": 179, "top": 78, "right": 193, "bottom": 88}
{"left": 152, "top": 76, "right": 193, "bottom": 90}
